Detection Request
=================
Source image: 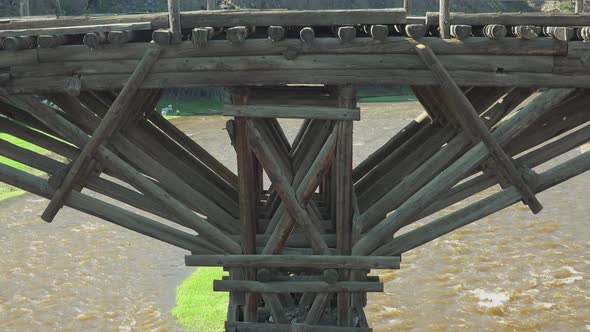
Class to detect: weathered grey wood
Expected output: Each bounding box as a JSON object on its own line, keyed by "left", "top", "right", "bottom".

{"left": 338, "top": 26, "right": 357, "bottom": 43}
{"left": 83, "top": 32, "right": 107, "bottom": 49}
{"left": 416, "top": 44, "right": 543, "bottom": 214}
{"left": 214, "top": 280, "right": 383, "bottom": 293}
{"left": 300, "top": 27, "right": 315, "bottom": 43}
{"left": 451, "top": 25, "right": 472, "bottom": 40}
{"left": 225, "top": 321, "right": 373, "bottom": 332}
{"left": 545, "top": 26, "right": 575, "bottom": 41}
{"left": 148, "top": 112, "right": 239, "bottom": 191}
{"left": 0, "top": 163, "right": 215, "bottom": 254}
{"left": 107, "top": 30, "right": 137, "bottom": 44}
{"left": 2, "top": 36, "right": 35, "bottom": 51}
{"left": 224, "top": 105, "right": 360, "bottom": 121}
{"left": 353, "top": 89, "right": 574, "bottom": 256}
{"left": 15, "top": 94, "right": 243, "bottom": 253}
{"left": 247, "top": 119, "right": 330, "bottom": 255}
{"left": 262, "top": 294, "right": 289, "bottom": 324}
{"left": 168, "top": 0, "right": 182, "bottom": 43}
{"left": 439, "top": 0, "right": 450, "bottom": 39}
{"left": 10, "top": 54, "right": 558, "bottom": 79}
{"left": 262, "top": 125, "right": 337, "bottom": 254}
{"left": 191, "top": 27, "right": 210, "bottom": 47}
{"left": 405, "top": 24, "right": 428, "bottom": 39}
{"left": 375, "top": 150, "right": 590, "bottom": 256}
{"left": 370, "top": 25, "right": 389, "bottom": 42}
{"left": 23, "top": 37, "right": 566, "bottom": 65}
{"left": 227, "top": 26, "right": 249, "bottom": 44}
{"left": 484, "top": 24, "right": 507, "bottom": 39}
{"left": 185, "top": 255, "right": 400, "bottom": 269}
{"left": 305, "top": 293, "right": 332, "bottom": 325}
{"left": 0, "top": 22, "right": 152, "bottom": 38}
{"left": 40, "top": 47, "right": 161, "bottom": 223}
{"left": 268, "top": 26, "right": 286, "bottom": 42}
{"left": 37, "top": 34, "right": 69, "bottom": 48}
{"left": 404, "top": 0, "right": 413, "bottom": 16}
{"left": 426, "top": 12, "right": 590, "bottom": 26}
{"left": 576, "top": 0, "right": 584, "bottom": 13}
{"left": 152, "top": 29, "right": 171, "bottom": 45}
{"left": 512, "top": 25, "right": 541, "bottom": 40}
{"left": 207, "top": 0, "right": 216, "bottom": 10}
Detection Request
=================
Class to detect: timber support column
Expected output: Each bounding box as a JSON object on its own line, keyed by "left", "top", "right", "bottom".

{"left": 335, "top": 85, "right": 356, "bottom": 327}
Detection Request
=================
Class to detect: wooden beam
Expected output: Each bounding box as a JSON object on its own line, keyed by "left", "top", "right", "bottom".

{"left": 305, "top": 293, "right": 332, "bottom": 325}
{"left": 415, "top": 44, "right": 543, "bottom": 213}
{"left": 0, "top": 163, "right": 215, "bottom": 254}
{"left": 267, "top": 26, "right": 286, "bottom": 42}
{"left": 185, "top": 255, "right": 400, "bottom": 269}
{"left": 375, "top": 150, "right": 590, "bottom": 256}
{"left": 225, "top": 321, "right": 373, "bottom": 332}
{"left": 0, "top": 22, "right": 152, "bottom": 38}
{"left": 39, "top": 46, "right": 161, "bottom": 223}
{"left": 426, "top": 12, "right": 590, "bottom": 26}
{"left": 439, "top": 0, "right": 450, "bottom": 39}
{"left": 83, "top": 32, "right": 107, "bottom": 49}
{"left": 224, "top": 105, "right": 360, "bottom": 121}
{"left": 352, "top": 89, "right": 574, "bottom": 256}
{"left": 576, "top": 0, "right": 584, "bottom": 13}
{"left": 247, "top": 120, "right": 330, "bottom": 255}
{"left": 214, "top": 280, "right": 383, "bottom": 293}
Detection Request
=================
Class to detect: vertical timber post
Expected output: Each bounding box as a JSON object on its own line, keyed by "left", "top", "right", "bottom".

{"left": 207, "top": 0, "right": 217, "bottom": 10}
{"left": 335, "top": 85, "right": 356, "bottom": 326}
{"left": 168, "top": 0, "right": 182, "bottom": 43}
{"left": 233, "top": 88, "right": 260, "bottom": 323}
{"left": 404, "top": 0, "right": 412, "bottom": 16}
{"left": 576, "top": 0, "right": 584, "bottom": 13}
{"left": 440, "top": 0, "right": 450, "bottom": 39}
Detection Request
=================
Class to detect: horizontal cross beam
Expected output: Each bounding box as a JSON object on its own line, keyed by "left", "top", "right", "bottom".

{"left": 185, "top": 255, "right": 401, "bottom": 269}
{"left": 224, "top": 105, "right": 361, "bottom": 121}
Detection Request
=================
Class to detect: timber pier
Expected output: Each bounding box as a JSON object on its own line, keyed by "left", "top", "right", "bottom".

{"left": 0, "top": 1, "right": 589, "bottom": 331}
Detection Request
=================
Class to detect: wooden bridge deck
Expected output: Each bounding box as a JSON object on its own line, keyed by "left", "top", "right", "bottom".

{"left": 0, "top": 3, "right": 589, "bottom": 331}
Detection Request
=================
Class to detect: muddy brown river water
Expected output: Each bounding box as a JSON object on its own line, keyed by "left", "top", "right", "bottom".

{"left": 0, "top": 102, "right": 588, "bottom": 331}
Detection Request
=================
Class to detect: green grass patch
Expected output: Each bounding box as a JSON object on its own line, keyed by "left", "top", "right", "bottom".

{"left": 359, "top": 95, "right": 417, "bottom": 103}
{"left": 0, "top": 133, "right": 52, "bottom": 202}
{"left": 157, "top": 97, "right": 224, "bottom": 117}
{"left": 173, "top": 268, "right": 229, "bottom": 332}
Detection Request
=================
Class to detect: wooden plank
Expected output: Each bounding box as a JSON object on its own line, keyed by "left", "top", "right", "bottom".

{"left": 0, "top": 22, "right": 152, "bottom": 38}
{"left": 83, "top": 32, "right": 107, "bottom": 49}
{"left": 39, "top": 46, "right": 161, "bottom": 223}
{"left": 185, "top": 255, "right": 400, "bottom": 269}
{"left": 214, "top": 280, "right": 383, "bottom": 293}
{"left": 415, "top": 44, "right": 543, "bottom": 213}
{"left": 262, "top": 293, "right": 289, "bottom": 324}
{"left": 224, "top": 105, "right": 361, "bottom": 121}
{"left": 426, "top": 12, "right": 590, "bottom": 26}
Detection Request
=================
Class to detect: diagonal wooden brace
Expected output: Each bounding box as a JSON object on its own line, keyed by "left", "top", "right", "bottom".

{"left": 247, "top": 119, "right": 331, "bottom": 255}
{"left": 40, "top": 46, "right": 161, "bottom": 222}
{"left": 415, "top": 44, "right": 543, "bottom": 214}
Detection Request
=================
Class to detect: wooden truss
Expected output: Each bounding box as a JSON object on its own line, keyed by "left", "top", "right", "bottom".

{"left": 0, "top": 3, "right": 589, "bottom": 332}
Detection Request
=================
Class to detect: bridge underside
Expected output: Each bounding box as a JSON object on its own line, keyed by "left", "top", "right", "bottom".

{"left": 0, "top": 7, "right": 590, "bottom": 332}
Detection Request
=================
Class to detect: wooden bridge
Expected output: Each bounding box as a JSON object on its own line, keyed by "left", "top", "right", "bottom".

{"left": 0, "top": 1, "right": 589, "bottom": 331}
